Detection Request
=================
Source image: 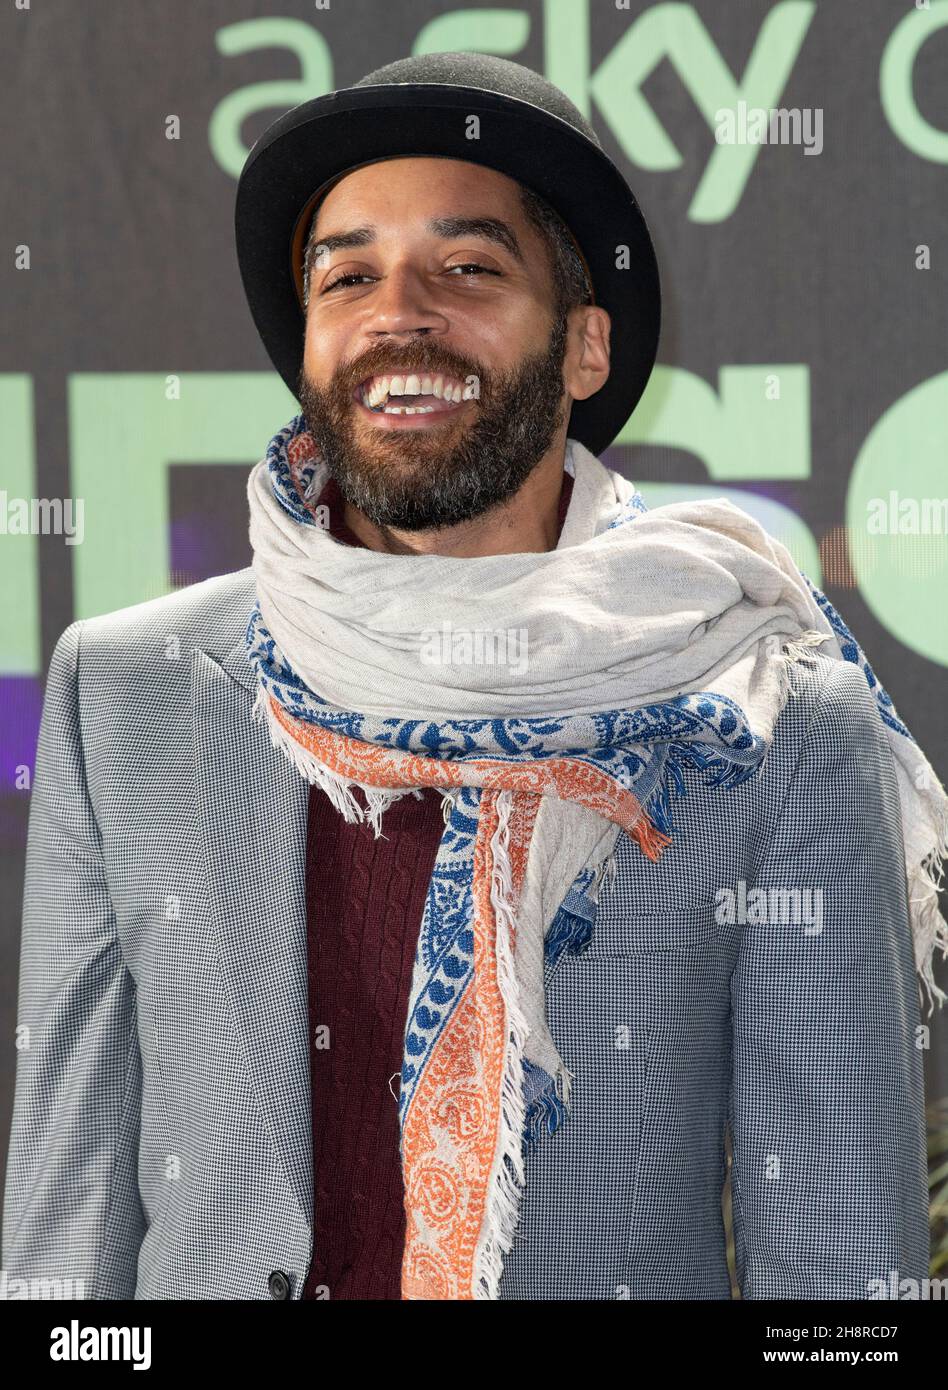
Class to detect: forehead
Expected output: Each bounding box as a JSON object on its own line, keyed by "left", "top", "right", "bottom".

{"left": 313, "top": 156, "right": 530, "bottom": 229}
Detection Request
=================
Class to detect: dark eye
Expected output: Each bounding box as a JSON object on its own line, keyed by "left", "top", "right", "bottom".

{"left": 447, "top": 263, "right": 499, "bottom": 277}
{"left": 322, "top": 272, "right": 371, "bottom": 293}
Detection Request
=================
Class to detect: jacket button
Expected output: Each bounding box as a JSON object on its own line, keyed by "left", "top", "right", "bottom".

{"left": 268, "top": 1270, "right": 291, "bottom": 1300}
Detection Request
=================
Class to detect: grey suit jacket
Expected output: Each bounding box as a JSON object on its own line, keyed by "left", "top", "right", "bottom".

{"left": 2, "top": 566, "right": 930, "bottom": 1299}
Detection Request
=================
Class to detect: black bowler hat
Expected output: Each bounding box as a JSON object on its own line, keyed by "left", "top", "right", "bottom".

{"left": 234, "top": 51, "right": 661, "bottom": 456}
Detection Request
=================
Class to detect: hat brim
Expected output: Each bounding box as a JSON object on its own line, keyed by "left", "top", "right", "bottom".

{"left": 235, "top": 83, "right": 661, "bottom": 457}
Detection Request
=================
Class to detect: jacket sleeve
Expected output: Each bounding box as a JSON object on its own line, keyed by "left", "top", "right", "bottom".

{"left": 728, "top": 657, "right": 930, "bottom": 1299}
{"left": 2, "top": 620, "right": 145, "bottom": 1298}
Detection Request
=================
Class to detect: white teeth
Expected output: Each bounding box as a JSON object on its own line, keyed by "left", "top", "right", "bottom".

{"left": 364, "top": 377, "right": 389, "bottom": 407}
{"left": 359, "top": 371, "right": 471, "bottom": 409}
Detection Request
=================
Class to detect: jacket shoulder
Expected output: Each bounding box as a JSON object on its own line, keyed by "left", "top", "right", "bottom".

{"left": 60, "top": 568, "right": 256, "bottom": 677}
{"left": 776, "top": 646, "right": 896, "bottom": 762}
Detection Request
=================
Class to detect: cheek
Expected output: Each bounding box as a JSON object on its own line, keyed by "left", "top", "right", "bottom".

{"left": 302, "top": 317, "right": 339, "bottom": 382}
{"left": 302, "top": 315, "right": 321, "bottom": 364}
{"left": 467, "top": 297, "right": 553, "bottom": 360}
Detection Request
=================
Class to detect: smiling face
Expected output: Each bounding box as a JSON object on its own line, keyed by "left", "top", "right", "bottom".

{"left": 296, "top": 156, "right": 587, "bottom": 532}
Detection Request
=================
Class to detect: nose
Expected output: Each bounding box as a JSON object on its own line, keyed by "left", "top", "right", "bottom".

{"left": 362, "top": 263, "right": 449, "bottom": 340}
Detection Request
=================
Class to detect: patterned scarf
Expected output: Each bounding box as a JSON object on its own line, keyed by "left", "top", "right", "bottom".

{"left": 245, "top": 414, "right": 948, "bottom": 1300}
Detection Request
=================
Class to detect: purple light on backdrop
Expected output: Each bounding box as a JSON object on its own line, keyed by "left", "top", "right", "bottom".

{"left": 0, "top": 677, "right": 44, "bottom": 849}
{"left": 168, "top": 464, "right": 255, "bottom": 584}
{"left": 169, "top": 514, "right": 244, "bottom": 586}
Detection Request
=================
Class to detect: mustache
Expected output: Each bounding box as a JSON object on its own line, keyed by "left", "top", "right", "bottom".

{"left": 332, "top": 344, "right": 489, "bottom": 396}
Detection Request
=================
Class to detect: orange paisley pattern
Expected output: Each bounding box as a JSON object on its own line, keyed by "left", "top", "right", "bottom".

{"left": 268, "top": 696, "right": 672, "bottom": 862}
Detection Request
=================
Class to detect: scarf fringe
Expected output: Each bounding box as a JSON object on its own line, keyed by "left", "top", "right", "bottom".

{"left": 251, "top": 685, "right": 408, "bottom": 834}
{"left": 776, "top": 633, "right": 948, "bottom": 1016}
{"left": 654, "top": 631, "right": 832, "bottom": 823}
{"left": 910, "top": 809, "right": 948, "bottom": 1017}
{"left": 644, "top": 629, "right": 831, "bottom": 836}
{"left": 780, "top": 628, "right": 832, "bottom": 673}
{"left": 522, "top": 855, "right": 616, "bottom": 1154}
{"left": 523, "top": 1066, "right": 569, "bottom": 1152}
{"left": 544, "top": 900, "right": 595, "bottom": 972}
{"left": 474, "top": 788, "right": 540, "bottom": 1300}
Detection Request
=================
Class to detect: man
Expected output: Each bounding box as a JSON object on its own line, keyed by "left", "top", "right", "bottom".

{"left": 3, "top": 53, "right": 946, "bottom": 1302}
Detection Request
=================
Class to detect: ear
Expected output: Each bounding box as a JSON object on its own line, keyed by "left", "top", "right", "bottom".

{"left": 563, "top": 305, "right": 611, "bottom": 402}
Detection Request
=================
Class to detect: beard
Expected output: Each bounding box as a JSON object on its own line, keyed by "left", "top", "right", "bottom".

{"left": 296, "top": 309, "right": 569, "bottom": 531}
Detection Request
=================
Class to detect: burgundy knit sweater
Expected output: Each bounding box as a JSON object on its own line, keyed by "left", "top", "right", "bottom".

{"left": 302, "top": 468, "right": 574, "bottom": 1300}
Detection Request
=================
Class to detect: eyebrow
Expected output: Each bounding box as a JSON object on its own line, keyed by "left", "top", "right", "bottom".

{"left": 310, "top": 216, "right": 525, "bottom": 265}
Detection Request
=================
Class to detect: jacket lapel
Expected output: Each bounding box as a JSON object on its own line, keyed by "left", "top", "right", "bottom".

{"left": 190, "top": 636, "right": 313, "bottom": 1229}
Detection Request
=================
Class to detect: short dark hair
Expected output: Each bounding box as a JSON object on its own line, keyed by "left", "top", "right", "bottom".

{"left": 301, "top": 179, "right": 593, "bottom": 314}
{"left": 517, "top": 184, "right": 593, "bottom": 316}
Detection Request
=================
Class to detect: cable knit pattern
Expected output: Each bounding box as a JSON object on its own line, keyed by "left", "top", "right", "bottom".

{"left": 303, "top": 782, "right": 444, "bottom": 1299}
